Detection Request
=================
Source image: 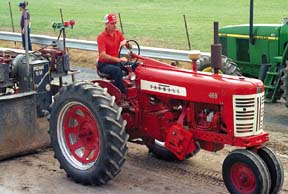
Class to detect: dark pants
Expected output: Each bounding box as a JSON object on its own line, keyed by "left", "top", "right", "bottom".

{"left": 21, "top": 28, "right": 32, "bottom": 51}
{"left": 98, "top": 62, "right": 128, "bottom": 94}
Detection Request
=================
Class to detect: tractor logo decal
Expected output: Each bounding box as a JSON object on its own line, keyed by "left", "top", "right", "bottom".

{"left": 33, "top": 64, "right": 44, "bottom": 76}
{"left": 208, "top": 92, "right": 218, "bottom": 99}
{"left": 140, "top": 80, "right": 187, "bottom": 96}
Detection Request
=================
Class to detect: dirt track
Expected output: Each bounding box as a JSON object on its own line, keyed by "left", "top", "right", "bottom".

{"left": 0, "top": 100, "right": 287, "bottom": 194}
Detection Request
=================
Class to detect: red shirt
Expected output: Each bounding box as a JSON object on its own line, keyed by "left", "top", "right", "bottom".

{"left": 97, "top": 29, "right": 125, "bottom": 63}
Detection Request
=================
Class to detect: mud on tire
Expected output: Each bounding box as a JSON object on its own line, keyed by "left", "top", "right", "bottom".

{"left": 49, "top": 81, "right": 129, "bottom": 185}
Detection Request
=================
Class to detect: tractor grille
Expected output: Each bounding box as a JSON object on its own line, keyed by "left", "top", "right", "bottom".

{"left": 233, "top": 92, "right": 264, "bottom": 137}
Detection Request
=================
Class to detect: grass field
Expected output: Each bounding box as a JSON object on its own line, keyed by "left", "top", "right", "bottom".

{"left": 0, "top": 0, "right": 287, "bottom": 51}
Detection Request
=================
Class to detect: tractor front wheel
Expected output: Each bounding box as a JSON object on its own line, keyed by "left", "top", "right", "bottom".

{"left": 257, "top": 146, "right": 284, "bottom": 194}
{"left": 222, "top": 149, "right": 271, "bottom": 194}
{"left": 49, "top": 81, "right": 128, "bottom": 185}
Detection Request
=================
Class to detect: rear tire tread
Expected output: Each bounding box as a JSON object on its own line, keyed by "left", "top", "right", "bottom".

{"left": 49, "top": 81, "right": 128, "bottom": 185}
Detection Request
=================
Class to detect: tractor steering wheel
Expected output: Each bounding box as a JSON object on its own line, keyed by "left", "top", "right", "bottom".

{"left": 118, "top": 40, "right": 140, "bottom": 68}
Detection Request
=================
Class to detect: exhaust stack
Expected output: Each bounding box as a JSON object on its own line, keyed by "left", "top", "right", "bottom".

{"left": 249, "top": 0, "right": 255, "bottom": 45}
{"left": 211, "top": 22, "right": 222, "bottom": 74}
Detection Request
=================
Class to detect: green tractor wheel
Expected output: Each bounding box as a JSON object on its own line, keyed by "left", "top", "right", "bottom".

{"left": 198, "top": 56, "right": 241, "bottom": 76}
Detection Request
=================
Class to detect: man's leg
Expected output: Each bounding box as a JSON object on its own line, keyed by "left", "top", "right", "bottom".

{"left": 21, "top": 32, "right": 25, "bottom": 50}
{"left": 99, "top": 63, "right": 127, "bottom": 94}
{"left": 21, "top": 28, "right": 32, "bottom": 50}
{"left": 27, "top": 28, "right": 32, "bottom": 51}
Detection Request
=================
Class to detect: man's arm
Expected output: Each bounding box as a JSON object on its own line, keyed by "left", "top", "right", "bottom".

{"left": 99, "top": 51, "right": 127, "bottom": 63}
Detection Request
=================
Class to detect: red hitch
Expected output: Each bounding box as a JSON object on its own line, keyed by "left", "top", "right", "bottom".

{"left": 165, "top": 124, "right": 197, "bottom": 160}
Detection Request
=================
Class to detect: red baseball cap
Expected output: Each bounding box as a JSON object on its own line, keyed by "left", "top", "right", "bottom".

{"left": 104, "top": 13, "right": 117, "bottom": 24}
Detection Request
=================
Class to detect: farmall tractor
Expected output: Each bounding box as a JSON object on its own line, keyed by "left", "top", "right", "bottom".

{"left": 48, "top": 23, "right": 284, "bottom": 194}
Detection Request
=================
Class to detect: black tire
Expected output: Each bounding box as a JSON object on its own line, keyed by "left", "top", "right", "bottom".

{"left": 222, "top": 149, "right": 271, "bottom": 194}
{"left": 198, "top": 56, "right": 241, "bottom": 75}
{"left": 281, "top": 65, "right": 288, "bottom": 107}
{"left": 257, "top": 146, "right": 284, "bottom": 194}
{"left": 49, "top": 81, "right": 129, "bottom": 185}
{"left": 146, "top": 139, "right": 200, "bottom": 161}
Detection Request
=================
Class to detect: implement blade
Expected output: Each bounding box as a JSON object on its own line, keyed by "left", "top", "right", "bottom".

{"left": 0, "top": 92, "right": 50, "bottom": 160}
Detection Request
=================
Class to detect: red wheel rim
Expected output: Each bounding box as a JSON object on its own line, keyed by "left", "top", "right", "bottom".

{"left": 63, "top": 104, "right": 100, "bottom": 164}
{"left": 230, "top": 162, "right": 256, "bottom": 193}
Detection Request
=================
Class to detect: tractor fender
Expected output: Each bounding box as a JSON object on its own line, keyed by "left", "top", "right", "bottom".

{"left": 92, "top": 80, "right": 122, "bottom": 104}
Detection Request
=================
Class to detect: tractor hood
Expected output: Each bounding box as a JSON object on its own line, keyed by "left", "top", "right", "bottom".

{"left": 219, "top": 24, "right": 282, "bottom": 39}
{"left": 135, "top": 57, "right": 263, "bottom": 104}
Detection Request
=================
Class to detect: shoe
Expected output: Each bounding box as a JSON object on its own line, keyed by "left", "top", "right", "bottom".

{"left": 120, "top": 101, "right": 129, "bottom": 108}
{"left": 120, "top": 94, "right": 129, "bottom": 108}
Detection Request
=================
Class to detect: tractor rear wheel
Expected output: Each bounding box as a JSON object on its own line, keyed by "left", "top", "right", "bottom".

{"left": 257, "top": 146, "right": 284, "bottom": 194}
{"left": 49, "top": 81, "right": 128, "bottom": 185}
{"left": 146, "top": 139, "right": 199, "bottom": 161}
{"left": 222, "top": 149, "right": 271, "bottom": 194}
{"left": 198, "top": 56, "right": 241, "bottom": 75}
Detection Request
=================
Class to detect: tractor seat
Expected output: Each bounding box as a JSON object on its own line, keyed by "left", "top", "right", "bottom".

{"left": 97, "top": 67, "right": 112, "bottom": 79}
{"left": 96, "top": 59, "right": 128, "bottom": 79}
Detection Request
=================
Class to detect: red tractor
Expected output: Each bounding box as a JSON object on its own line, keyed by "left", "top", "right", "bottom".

{"left": 49, "top": 24, "right": 284, "bottom": 194}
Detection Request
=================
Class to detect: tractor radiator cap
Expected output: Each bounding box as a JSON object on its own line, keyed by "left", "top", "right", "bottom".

{"left": 188, "top": 50, "right": 201, "bottom": 60}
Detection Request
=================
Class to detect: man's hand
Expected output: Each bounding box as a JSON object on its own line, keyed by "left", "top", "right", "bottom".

{"left": 119, "top": 57, "right": 128, "bottom": 63}
{"left": 125, "top": 43, "right": 132, "bottom": 50}
{"left": 120, "top": 40, "right": 132, "bottom": 49}
{"left": 99, "top": 51, "right": 128, "bottom": 63}
{"left": 120, "top": 40, "right": 127, "bottom": 46}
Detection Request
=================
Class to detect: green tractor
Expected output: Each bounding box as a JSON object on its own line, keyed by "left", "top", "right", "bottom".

{"left": 198, "top": 0, "right": 288, "bottom": 106}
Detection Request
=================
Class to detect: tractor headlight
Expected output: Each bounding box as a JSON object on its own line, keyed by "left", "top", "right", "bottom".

{"left": 130, "top": 72, "right": 136, "bottom": 81}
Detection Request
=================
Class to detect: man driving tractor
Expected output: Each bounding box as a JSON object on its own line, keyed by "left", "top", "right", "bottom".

{"left": 97, "top": 13, "right": 132, "bottom": 96}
